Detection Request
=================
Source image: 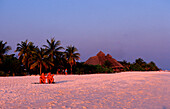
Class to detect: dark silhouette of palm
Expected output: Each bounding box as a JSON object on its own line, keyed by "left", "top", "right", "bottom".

{"left": 15, "top": 40, "right": 35, "bottom": 73}
{"left": 43, "top": 38, "right": 64, "bottom": 62}
{"left": 65, "top": 46, "right": 80, "bottom": 74}
{"left": 43, "top": 38, "right": 64, "bottom": 71}
{"left": 30, "top": 48, "right": 54, "bottom": 74}
{"left": 0, "top": 41, "right": 11, "bottom": 64}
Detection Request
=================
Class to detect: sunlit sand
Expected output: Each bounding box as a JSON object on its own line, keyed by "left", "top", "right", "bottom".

{"left": 0, "top": 71, "right": 170, "bottom": 108}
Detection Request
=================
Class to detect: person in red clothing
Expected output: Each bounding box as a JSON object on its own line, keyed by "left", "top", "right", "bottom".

{"left": 40, "top": 73, "right": 46, "bottom": 84}
{"left": 47, "top": 72, "right": 54, "bottom": 84}
{"left": 65, "top": 69, "right": 67, "bottom": 75}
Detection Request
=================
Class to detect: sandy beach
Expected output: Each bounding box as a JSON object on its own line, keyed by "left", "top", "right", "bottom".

{"left": 0, "top": 71, "right": 170, "bottom": 109}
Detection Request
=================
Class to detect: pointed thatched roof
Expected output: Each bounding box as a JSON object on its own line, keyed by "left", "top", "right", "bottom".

{"left": 85, "top": 51, "right": 123, "bottom": 68}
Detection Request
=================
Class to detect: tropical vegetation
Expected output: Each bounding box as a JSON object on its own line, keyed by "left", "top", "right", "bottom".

{"left": 64, "top": 46, "right": 80, "bottom": 74}
{"left": 119, "top": 58, "right": 160, "bottom": 71}
{"left": 0, "top": 39, "right": 160, "bottom": 76}
{"left": 0, "top": 41, "right": 11, "bottom": 64}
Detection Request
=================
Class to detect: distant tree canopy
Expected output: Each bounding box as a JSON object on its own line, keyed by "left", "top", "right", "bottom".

{"left": 0, "top": 39, "right": 160, "bottom": 76}
{"left": 119, "top": 58, "right": 159, "bottom": 71}
{"left": 72, "top": 58, "right": 159, "bottom": 75}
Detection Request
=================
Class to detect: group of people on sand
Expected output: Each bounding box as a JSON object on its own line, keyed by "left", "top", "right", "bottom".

{"left": 57, "top": 69, "right": 67, "bottom": 75}
{"left": 40, "top": 72, "right": 54, "bottom": 84}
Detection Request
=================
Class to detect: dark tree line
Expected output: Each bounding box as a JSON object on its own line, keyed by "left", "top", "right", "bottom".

{"left": 71, "top": 58, "right": 160, "bottom": 75}
{"left": 0, "top": 38, "right": 80, "bottom": 76}
{"left": 119, "top": 58, "right": 160, "bottom": 71}
{"left": 0, "top": 39, "right": 160, "bottom": 76}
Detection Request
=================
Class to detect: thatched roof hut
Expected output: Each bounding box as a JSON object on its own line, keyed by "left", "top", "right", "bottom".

{"left": 85, "top": 51, "right": 124, "bottom": 69}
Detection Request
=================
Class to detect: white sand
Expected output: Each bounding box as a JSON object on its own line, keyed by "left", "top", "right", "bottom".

{"left": 0, "top": 71, "right": 170, "bottom": 109}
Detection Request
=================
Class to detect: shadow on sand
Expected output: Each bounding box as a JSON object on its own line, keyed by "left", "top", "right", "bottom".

{"left": 32, "top": 80, "right": 73, "bottom": 84}
{"left": 162, "top": 106, "right": 166, "bottom": 109}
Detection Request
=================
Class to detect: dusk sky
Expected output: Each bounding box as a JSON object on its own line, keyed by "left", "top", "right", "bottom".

{"left": 0, "top": 0, "right": 170, "bottom": 70}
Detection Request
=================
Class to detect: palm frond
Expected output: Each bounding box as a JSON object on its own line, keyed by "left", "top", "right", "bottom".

{"left": 30, "top": 61, "right": 38, "bottom": 69}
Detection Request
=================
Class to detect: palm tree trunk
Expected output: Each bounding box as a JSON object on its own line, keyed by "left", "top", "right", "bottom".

{"left": 26, "top": 58, "right": 30, "bottom": 75}
{"left": 40, "top": 64, "right": 42, "bottom": 75}
{"left": 50, "top": 55, "right": 53, "bottom": 71}
{"left": 70, "top": 64, "right": 72, "bottom": 75}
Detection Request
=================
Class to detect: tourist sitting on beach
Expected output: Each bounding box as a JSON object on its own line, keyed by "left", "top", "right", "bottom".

{"left": 40, "top": 73, "right": 46, "bottom": 84}
{"left": 47, "top": 72, "right": 54, "bottom": 84}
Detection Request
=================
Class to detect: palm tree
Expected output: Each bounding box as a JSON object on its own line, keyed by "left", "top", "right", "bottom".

{"left": 65, "top": 46, "right": 80, "bottom": 74}
{"left": 0, "top": 41, "right": 11, "bottom": 64}
{"left": 15, "top": 40, "right": 35, "bottom": 73}
{"left": 43, "top": 38, "right": 63, "bottom": 61}
{"left": 43, "top": 38, "right": 64, "bottom": 70}
{"left": 30, "top": 48, "right": 54, "bottom": 75}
